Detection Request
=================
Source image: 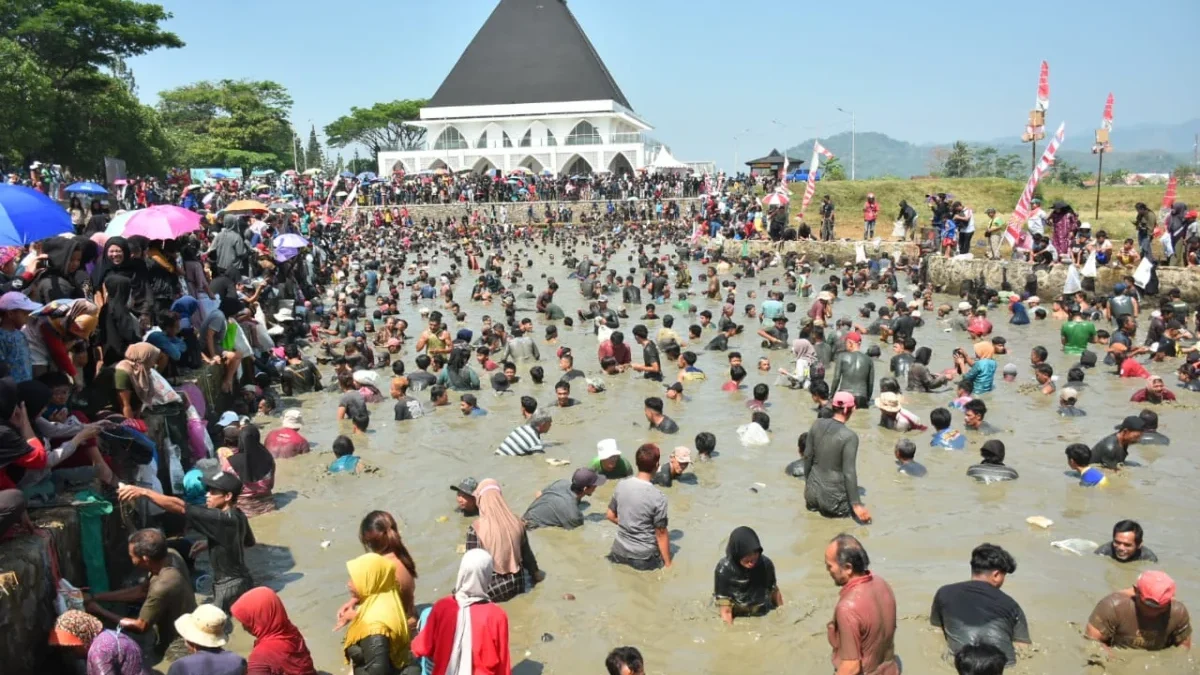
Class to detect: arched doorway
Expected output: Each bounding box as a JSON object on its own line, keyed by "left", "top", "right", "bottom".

{"left": 518, "top": 155, "right": 545, "bottom": 174}
{"left": 427, "top": 158, "right": 450, "bottom": 171}
{"left": 385, "top": 159, "right": 410, "bottom": 175}
{"left": 562, "top": 154, "right": 593, "bottom": 176}
{"left": 608, "top": 152, "right": 633, "bottom": 176}
{"left": 472, "top": 157, "right": 498, "bottom": 174}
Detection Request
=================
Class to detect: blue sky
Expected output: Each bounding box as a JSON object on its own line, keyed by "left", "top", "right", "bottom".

{"left": 130, "top": 0, "right": 1199, "bottom": 171}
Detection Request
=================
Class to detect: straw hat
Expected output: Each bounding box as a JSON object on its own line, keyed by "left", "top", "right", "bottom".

{"left": 876, "top": 391, "right": 903, "bottom": 413}
{"left": 174, "top": 605, "right": 228, "bottom": 648}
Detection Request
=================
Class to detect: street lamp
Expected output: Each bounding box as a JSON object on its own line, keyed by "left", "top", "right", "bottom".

{"left": 836, "top": 107, "right": 855, "bottom": 180}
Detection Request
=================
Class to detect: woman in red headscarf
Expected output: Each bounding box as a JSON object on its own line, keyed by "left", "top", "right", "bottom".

{"left": 231, "top": 587, "right": 317, "bottom": 675}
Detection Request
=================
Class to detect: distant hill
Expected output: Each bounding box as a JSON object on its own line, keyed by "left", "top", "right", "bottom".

{"left": 787, "top": 121, "right": 1197, "bottom": 178}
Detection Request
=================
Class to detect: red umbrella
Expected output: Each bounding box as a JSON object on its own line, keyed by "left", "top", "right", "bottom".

{"left": 762, "top": 191, "right": 789, "bottom": 207}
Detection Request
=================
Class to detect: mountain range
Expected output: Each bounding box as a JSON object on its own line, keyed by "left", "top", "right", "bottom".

{"left": 784, "top": 119, "right": 1198, "bottom": 178}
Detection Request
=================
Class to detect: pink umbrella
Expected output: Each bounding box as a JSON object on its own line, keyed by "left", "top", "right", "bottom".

{"left": 119, "top": 205, "right": 203, "bottom": 240}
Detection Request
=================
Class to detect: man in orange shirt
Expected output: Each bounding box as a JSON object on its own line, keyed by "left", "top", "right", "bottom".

{"left": 825, "top": 534, "right": 899, "bottom": 675}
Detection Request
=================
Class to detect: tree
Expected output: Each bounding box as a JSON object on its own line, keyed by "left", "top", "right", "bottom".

{"left": 1106, "top": 168, "right": 1131, "bottom": 185}
{"left": 109, "top": 56, "right": 138, "bottom": 96}
{"left": 1048, "top": 160, "right": 1084, "bottom": 186}
{"left": 158, "top": 79, "right": 295, "bottom": 171}
{"left": 347, "top": 158, "right": 375, "bottom": 174}
{"left": 1172, "top": 164, "right": 1198, "bottom": 185}
{"left": 995, "top": 154, "right": 1024, "bottom": 180}
{"left": 324, "top": 99, "right": 429, "bottom": 158}
{"left": 821, "top": 156, "right": 847, "bottom": 181}
{"left": 305, "top": 126, "right": 323, "bottom": 171}
{"left": 942, "top": 141, "right": 973, "bottom": 178}
{"left": 0, "top": 0, "right": 182, "bottom": 171}
{"left": 971, "top": 146, "right": 997, "bottom": 177}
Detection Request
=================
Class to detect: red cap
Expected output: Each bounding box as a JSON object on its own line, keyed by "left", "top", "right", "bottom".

{"left": 1135, "top": 571, "right": 1176, "bottom": 606}
{"left": 845, "top": 331, "right": 862, "bottom": 343}
{"left": 831, "top": 391, "right": 857, "bottom": 410}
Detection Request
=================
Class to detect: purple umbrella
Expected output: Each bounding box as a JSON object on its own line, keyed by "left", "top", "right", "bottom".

{"left": 273, "top": 233, "right": 309, "bottom": 249}
{"left": 118, "top": 205, "right": 202, "bottom": 240}
{"left": 274, "top": 246, "right": 300, "bottom": 262}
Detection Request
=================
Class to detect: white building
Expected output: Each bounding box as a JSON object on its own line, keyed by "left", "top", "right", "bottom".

{"left": 378, "top": 0, "right": 651, "bottom": 177}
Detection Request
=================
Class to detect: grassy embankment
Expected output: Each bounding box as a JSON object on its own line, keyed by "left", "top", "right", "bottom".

{"left": 784, "top": 178, "right": 1200, "bottom": 241}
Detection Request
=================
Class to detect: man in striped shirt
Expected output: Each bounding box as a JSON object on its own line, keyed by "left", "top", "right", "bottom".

{"left": 495, "top": 412, "right": 553, "bottom": 456}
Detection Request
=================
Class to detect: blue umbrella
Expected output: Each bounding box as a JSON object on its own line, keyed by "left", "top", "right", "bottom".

{"left": 339, "top": 171, "right": 354, "bottom": 179}
{"left": 356, "top": 171, "right": 377, "bottom": 181}
{"left": 209, "top": 170, "right": 234, "bottom": 179}
{"left": 65, "top": 181, "right": 110, "bottom": 196}
{"left": 0, "top": 185, "right": 74, "bottom": 246}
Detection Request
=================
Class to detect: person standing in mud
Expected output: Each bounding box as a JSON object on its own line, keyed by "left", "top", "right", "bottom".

{"left": 804, "top": 393, "right": 872, "bottom": 523}
{"left": 829, "top": 331, "right": 874, "bottom": 409}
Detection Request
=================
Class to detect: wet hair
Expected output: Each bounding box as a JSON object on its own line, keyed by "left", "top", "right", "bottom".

{"left": 1113, "top": 519, "right": 1144, "bottom": 544}
{"left": 555, "top": 381, "right": 570, "bottom": 393}
{"left": 751, "top": 411, "right": 770, "bottom": 430}
{"left": 520, "top": 395, "right": 538, "bottom": 415}
{"left": 964, "top": 398, "right": 987, "bottom": 418}
{"left": 752, "top": 383, "right": 768, "bottom": 401}
{"left": 128, "top": 528, "right": 168, "bottom": 561}
{"left": 1067, "top": 367, "right": 1084, "bottom": 383}
{"left": 634, "top": 443, "right": 660, "bottom": 472}
{"left": 662, "top": 314, "right": 674, "bottom": 328}
{"left": 1031, "top": 346, "right": 1048, "bottom": 362}
{"left": 1065, "top": 443, "right": 1091, "bottom": 466}
{"left": 810, "top": 380, "right": 829, "bottom": 399}
{"left": 359, "top": 510, "right": 418, "bottom": 578}
{"left": 930, "top": 407, "right": 951, "bottom": 430}
{"left": 644, "top": 396, "right": 664, "bottom": 414}
{"left": 695, "top": 431, "right": 716, "bottom": 455}
{"left": 878, "top": 377, "right": 900, "bottom": 394}
{"left": 954, "top": 643, "right": 1007, "bottom": 675}
{"left": 894, "top": 438, "right": 916, "bottom": 460}
{"left": 956, "top": 379, "right": 974, "bottom": 395}
{"left": 831, "top": 533, "right": 869, "bottom": 574}
{"left": 729, "top": 365, "right": 747, "bottom": 383}
{"left": 333, "top": 435, "right": 355, "bottom": 458}
{"left": 970, "top": 543, "right": 1016, "bottom": 576}
{"left": 1034, "top": 363, "right": 1053, "bottom": 378}
{"left": 352, "top": 413, "right": 370, "bottom": 431}
{"left": 980, "top": 439, "right": 1005, "bottom": 464}
{"left": 1138, "top": 408, "right": 1158, "bottom": 430}
{"left": 415, "top": 354, "right": 431, "bottom": 370}
{"left": 530, "top": 366, "right": 544, "bottom": 384}
{"left": 606, "top": 647, "right": 644, "bottom": 675}
{"left": 429, "top": 385, "right": 446, "bottom": 402}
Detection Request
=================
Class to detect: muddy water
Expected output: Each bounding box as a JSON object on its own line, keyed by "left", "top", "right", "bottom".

{"left": 224, "top": 249, "right": 1200, "bottom": 675}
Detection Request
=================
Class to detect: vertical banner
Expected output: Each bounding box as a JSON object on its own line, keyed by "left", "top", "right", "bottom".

{"left": 800, "top": 142, "right": 834, "bottom": 212}
{"left": 1005, "top": 122, "right": 1066, "bottom": 244}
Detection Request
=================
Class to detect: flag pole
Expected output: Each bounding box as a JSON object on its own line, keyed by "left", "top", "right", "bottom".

{"left": 1095, "top": 149, "right": 1104, "bottom": 220}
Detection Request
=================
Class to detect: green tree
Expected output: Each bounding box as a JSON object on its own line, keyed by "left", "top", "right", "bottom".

{"left": 305, "top": 125, "right": 323, "bottom": 171}
{"left": 0, "top": 0, "right": 182, "bottom": 170}
{"left": 971, "top": 146, "right": 997, "bottom": 177}
{"left": 109, "top": 56, "right": 138, "bottom": 96}
{"left": 1049, "top": 160, "right": 1084, "bottom": 186}
{"left": 1106, "top": 168, "right": 1131, "bottom": 185}
{"left": 324, "top": 99, "right": 429, "bottom": 158}
{"left": 1172, "top": 164, "right": 1198, "bottom": 184}
{"left": 942, "top": 141, "right": 973, "bottom": 178}
{"left": 157, "top": 79, "right": 295, "bottom": 171}
{"left": 995, "top": 154, "right": 1024, "bottom": 180}
{"left": 821, "top": 156, "right": 847, "bottom": 181}
{"left": 347, "top": 158, "right": 375, "bottom": 174}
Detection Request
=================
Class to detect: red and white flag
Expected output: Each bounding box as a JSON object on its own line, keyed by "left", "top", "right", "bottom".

{"left": 1102, "top": 92, "right": 1114, "bottom": 132}
{"left": 801, "top": 141, "right": 835, "bottom": 212}
{"left": 780, "top": 156, "right": 788, "bottom": 187}
{"left": 1005, "top": 122, "right": 1066, "bottom": 244}
{"left": 1035, "top": 61, "right": 1050, "bottom": 111}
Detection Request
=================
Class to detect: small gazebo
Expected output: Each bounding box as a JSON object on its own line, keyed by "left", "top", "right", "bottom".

{"left": 745, "top": 149, "right": 805, "bottom": 176}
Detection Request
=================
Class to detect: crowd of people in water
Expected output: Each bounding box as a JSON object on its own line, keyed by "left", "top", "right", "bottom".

{"left": 0, "top": 169, "right": 1196, "bottom": 675}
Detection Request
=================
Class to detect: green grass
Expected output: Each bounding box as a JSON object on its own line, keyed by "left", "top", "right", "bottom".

{"left": 782, "top": 178, "right": 1200, "bottom": 240}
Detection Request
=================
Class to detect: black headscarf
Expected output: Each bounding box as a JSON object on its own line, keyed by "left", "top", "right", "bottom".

{"left": 0, "top": 378, "right": 35, "bottom": 467}
{"left": 99, "top": 274, "right": 141, "bottom": 365}
{"left": 92, "top": 236, "right": 131, "bottom": 288}
{"left": 32, "top": 237, "right": 83, "bottom": 302}
{"left": 726, "top": 526, "right": 764, "bottom": 566}
{"left": 229, "top": 425, "right": 274, "bottom": 483}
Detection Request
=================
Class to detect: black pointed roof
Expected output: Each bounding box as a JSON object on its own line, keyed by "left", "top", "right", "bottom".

{"left": 427, "top": 0, "right": 633, "bottom": 110}
{"left": 745, "top": 149, "right": 805, "bottom": 167}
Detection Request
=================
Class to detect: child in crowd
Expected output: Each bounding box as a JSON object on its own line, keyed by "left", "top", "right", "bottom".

{"left": 929, "top": 407, "right": 966, "bottom": 450}
{"left": 949, "top": 380, "right": 973, "bottom": 410}
{"left": 695, "top": 431, "right": 716, "bottom": 461}
{"left": 328, "top": 435, "right": 363, "bottom": 474}
{"left": 895, "top": 439, "right": 926, "bottom": 477}
{"left": 1065, "top": 443, "right": 1107, "bottom": 487}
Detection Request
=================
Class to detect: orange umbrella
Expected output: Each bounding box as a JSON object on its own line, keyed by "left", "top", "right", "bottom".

{"left": 224, "top": 199, "right": 269, "bottom": 213}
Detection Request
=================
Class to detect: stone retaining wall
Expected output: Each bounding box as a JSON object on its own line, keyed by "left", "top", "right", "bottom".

{"left": 352, "top": 198, "right": 704, "bottom": 225}
{"left": 927, "top": 256, "right": 1200, "bottom": 302}
{"left": 719, "top": 239, "right": 922, "bottom": 265}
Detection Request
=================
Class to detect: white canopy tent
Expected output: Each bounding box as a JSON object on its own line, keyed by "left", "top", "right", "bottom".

{"left": 648, "top": 147, "right": 688, "bottom": 173}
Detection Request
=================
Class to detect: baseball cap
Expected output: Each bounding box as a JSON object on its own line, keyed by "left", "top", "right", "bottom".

{"left": 1060, "top": 386, "right": 1079, "bottom": 401}
{"left": 200, "top": 471, "right": 243, "bottom": 496}
{"left": 0, "top": 292, "right": 42, "bottom": 312}
{"left": 1115, "top": 415, "right": 1146, "bottom": 432}
{"left": 672, "top": 446, "right": 693, "bottom": 466}
{"left": 957, "top": 301, "right": 972, "bottom": 311}
{"left": 216, "top": 411, "right": 239, "bottom": 427}
{"left": 596, "top": 438, "right": 620, "bottom": 461}
{"left": 844, "top": 331, "right": 862, "bottom": 344}
{"left": 450, "top": 477, "right": 478, "bottom": 496}
{"left": 1135, "top": 571, "right": 1176, "bottom": 607}
{"left": 831, "top": 391, "right": 857, "bottom": 410}
{"left": 570, "top": 468, "right": 606, "bottom": 491}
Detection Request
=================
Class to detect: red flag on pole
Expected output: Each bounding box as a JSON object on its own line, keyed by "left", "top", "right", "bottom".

{"left": 1005, "top": 122, "right": 1066, "bottom": 244}
{"left": 1102, "top": 93, "right": 1114, "bottom": 132}
{"left": 1035, "top": 61, "right": 1050, "bottom": 111}
{"left": 1163, "top": 174, "right": 1178, "bottom": 210}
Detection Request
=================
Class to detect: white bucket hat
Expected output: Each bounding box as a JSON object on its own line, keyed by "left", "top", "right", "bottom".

{"left": 173, "top": 605, "right": 227, "bottom": 648}
{"left": 596, "top": 438, "right": 620, "bottom": 461}
{"left": 281, "top": 409, "right": 304, "bottom": 430}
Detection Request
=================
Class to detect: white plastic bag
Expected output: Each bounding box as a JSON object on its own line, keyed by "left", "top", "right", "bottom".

{"left": 54, "top": 579, "right": 85, "bottom": 615}
{"left": 1051, "top": 538, "right": 1099, "bottom": 556}
{"left": 736, "top": 422, "right": 770, "bottom": 447}
{"left": 1063, "top": 264, "right": 1083, "bottom": 294}
{"left": 1133, "top": 257, "right": 1154, "bottom": 288}
{"left": 1160, "top": 231, "right": 1175, "bottom": 258}
{"left": 891, "top": 220, "right": 906, "bottom": 238}
{"left": 1081, "top": 251, "right": 1098, "bottom": 278}
{"left": 854, "top": 243, "right": 867, "bottom": 264}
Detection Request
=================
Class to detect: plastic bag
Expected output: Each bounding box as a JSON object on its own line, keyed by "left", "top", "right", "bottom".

{"left": 891, "top": 220, "right": 906, "bottom": 238}
{"left": 1081, "top": 251, "right": 1098, "bottom": 278}
{"left": 855, "top": 243, "right": 867, "bottom": 264}
{"left": 1160, "top": 230, "right": 1175, "bottom": 258}
{"left": 185, "top": 403, "right": 213, "bottom": 462}
{"left": 1133, "top": 257, "right": 1154, "bottom": 288}
{"left": 1051, "top": 538, "right": 1099, "bottom": 556}
{"left": 1063, "top": 264, "right": 1083, "bottom": 294}
{"left": 54, "top": 579, "right": 85, "bottom": 615}
{"left": 736, "top": 422, "right": 770, "bottom": 447}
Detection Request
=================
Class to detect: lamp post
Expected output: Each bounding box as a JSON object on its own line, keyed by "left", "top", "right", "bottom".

{"left": 836, "top": 107, "right": 855, "bottom": 180}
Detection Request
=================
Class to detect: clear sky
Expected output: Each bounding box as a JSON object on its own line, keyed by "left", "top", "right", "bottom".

{"left": 129, "top": 0, "right": 1199, "bottom": 171}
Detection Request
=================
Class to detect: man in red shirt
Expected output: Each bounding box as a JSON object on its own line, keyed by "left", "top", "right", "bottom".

{"left": 598, "top": 331, "right": 632, "bottom": 369}
{"left": 1111, "top": 343, "right": 1150, "bottom": 379}
{"left": 825, "top": 534, "right": 899, "bottom": 675}
{"left": 863, "top": 194, "right": 880, "bottom": 239}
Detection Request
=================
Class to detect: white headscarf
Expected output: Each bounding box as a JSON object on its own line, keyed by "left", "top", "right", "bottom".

{"left": 446, "top": 549, "right": 494, "bottom": 675}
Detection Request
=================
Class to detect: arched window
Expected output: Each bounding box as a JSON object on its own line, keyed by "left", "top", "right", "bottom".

{"left": 546, "top": 129, "right": 557, "bottom": 147}
{"left": 501, "top": 131, "right": 513, "bottom": 148}
{"left": 520, "top": 129, "right": 532, "bottom": 148}
{"left": 475, "top": 130, "right": 489, "bottom": 149}
{"left": 565, "top": 121, "right": 600, "bottom": 146}
{"left": 433, "top": 127, "right": 467, "bottom": 150}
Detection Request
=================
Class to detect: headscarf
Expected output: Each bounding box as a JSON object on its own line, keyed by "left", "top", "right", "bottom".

{"left": 725, "top": 526, "right": 771, "bottom": 584}
{"left": 91, "top": 236, "right": 130, "bottom": 288}
{"left": 0, "top": 378, "right": 35, "bottom": 467}
{"left": 471, "top": 479, "right": 525, "bottom": 575}
{"left": 228, "top": 425, "right": 276, "bottom": 484}
{"left": 100, "top": 275, "right": 140, "bottom": 363}
{"left": 37, "top": 298, "right": 99, "bottom": 339}
{"left": 973, "top": 341, "right": 995, "bottom": 360}
{"left": 51, "top": 609, "right": 103, "bottom": 648}
{"left": 17, "top": 380, "right": 52, "bottom": 419}
{"left": 342, "top": 552, "right": 410, "bottom": 669}
{"left": 230, "top": 587, "right": 317, "bottom": 675}
{"left": 114, "top": 343, "right": 160, "bottom": 404}
{"left": 1010, "top": 301, "right": 1030, "bottom": 325}
{"left": 791, "top": 339, "right": 817, "bottom": 364}
{"left": 43, "top": 236, "right": 82, "bottom": 278}
{"left": 447, "top": 549, "right": 495, "bottom": 675}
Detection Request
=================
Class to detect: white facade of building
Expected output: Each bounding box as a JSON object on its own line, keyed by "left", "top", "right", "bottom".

{"left": 377, "top": 99, "right": 651, "bottom": 177}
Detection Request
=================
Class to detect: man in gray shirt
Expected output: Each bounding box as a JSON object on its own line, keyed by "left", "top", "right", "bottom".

{"left": 606, "top": 444, "right": 671, "bottom": 570}
{"left": 523, "top": 469, "right": 606, "bottom": 530}
{"left": 803, "top": 393, "right": 872, "bottom": 523}
{"left": 501, "top": 327, "right": 540, "bottom": 362}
